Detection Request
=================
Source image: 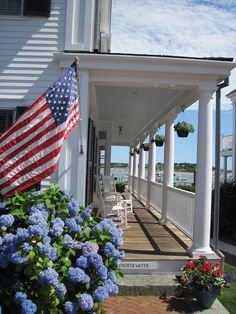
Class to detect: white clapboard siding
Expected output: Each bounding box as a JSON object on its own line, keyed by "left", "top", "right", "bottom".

{"left": 0, "top": 0, "right": 67, "bottom": 187}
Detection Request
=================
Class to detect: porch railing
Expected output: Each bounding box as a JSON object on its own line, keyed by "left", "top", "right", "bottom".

{"left": 129, "top": 175, "right": 195, "bottom": 238}
{"left": 167, "top": 186, "right": 194, "bottom": 237}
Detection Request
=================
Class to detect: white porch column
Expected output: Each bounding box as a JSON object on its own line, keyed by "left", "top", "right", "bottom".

{"left": 160, "top": 115, "right": 175, "bottom": 224}
{"left": 58, "top": 71, "right": 89, "bottom": 204}
{"left": 147, "top": 130, "right": 156, "bottom": 206}
{"left": 132, "top": 147, "right": 138, "bottom": 193}
{"left": 223, "top": 156, "right": 228, "bottom": 182}
{"left": 138, "top": 141, "right": 145, "bottom": 199}
{"left": 128, "top": 147, "right": 134, "bottom": 191}
{"left": 190, "top": 89, "right": 215, "bottom": 257}
{"left": 104, "top": 143, "right": 111, "bottom": 175}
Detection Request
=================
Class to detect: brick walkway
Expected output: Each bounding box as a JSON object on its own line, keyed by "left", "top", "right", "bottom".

{"left": 103, "top": 296, "right": 194, "bottom": 314}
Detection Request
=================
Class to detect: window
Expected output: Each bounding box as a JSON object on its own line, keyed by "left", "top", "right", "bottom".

{"left": 0, "top": 0, "right": 51, "bottom": 17}
{"left": 0, "top": 110, "right": 13, "bottom": 135}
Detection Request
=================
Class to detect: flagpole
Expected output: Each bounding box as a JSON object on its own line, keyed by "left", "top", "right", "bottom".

{"left": 75, "top": 57, "right": 84, "bottom": 154}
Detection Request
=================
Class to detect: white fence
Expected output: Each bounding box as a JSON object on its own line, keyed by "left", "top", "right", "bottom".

{"left": 129, "top": 175, "right": 195, "bottom": 238}
{"left": 167, "top": 186, "right": 195, "bottom": 237}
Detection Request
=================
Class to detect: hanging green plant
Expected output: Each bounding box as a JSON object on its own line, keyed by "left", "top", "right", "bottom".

{"left": 152, "top": 135, "right": 165, "bottom": 146}
{"left": 140, "top": 143, "right": 149, "bottom": 151}
{"left": 174, "top": 121, "right": 194, "bottom": 137}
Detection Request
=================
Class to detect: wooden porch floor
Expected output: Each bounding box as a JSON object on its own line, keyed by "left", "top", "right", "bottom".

{"left": 120, "top": 197, "right": 193, "bottom": 261}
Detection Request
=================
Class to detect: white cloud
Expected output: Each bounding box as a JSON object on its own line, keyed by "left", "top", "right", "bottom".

{"left": 111, "top": 0, "right": 236, "bottom": 109}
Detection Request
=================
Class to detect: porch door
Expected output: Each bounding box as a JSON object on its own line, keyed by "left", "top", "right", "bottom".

{"left": 85, "top": 118, "right": 96, "bottom": 206}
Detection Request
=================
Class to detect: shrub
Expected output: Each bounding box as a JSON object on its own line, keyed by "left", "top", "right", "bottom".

{"left": 212, "top": 182, "right": 236, "bottom": 243}
{"left": 0, "top": 185, "right": 124, "bottom": 313}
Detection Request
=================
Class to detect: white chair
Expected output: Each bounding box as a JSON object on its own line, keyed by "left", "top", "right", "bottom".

{"left": 96, "top": 175, "right": 128, "bottom": 228}
{"left": 101, "top": 175, "right": 118, "bottom": 201}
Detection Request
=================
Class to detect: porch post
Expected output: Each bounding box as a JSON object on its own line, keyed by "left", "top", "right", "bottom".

{"left": 160, "top": 115, "right": 175, "bottom": 225}
{"left": 104, "top": 143, "right": 111, "bottom": 175}
{"left": 138, "top": 140, "right": 145, "bottom": 199}
{"left": 129, "top": 146, "right": 134, "bottom": 192}
{"left": 59, "top": 71, "right": 89, "bottom": 204}
{"left": 190, "top": 89, "right": 215, "bottom": 256}
{"left": 132, "top": 147, "right": 138, "bottom": 194}
{"left": 147, "top": 130, "right": 156, "bottom": 206}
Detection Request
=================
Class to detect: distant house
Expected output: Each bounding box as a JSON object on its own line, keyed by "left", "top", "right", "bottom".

{"left": 0, "top": 0, "right": 235, "bottom": 270}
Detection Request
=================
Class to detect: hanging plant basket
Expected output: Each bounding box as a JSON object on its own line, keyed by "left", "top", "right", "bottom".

{"left": 130, "top": 150, "right": 134, "bottom": 156}
{"left": 134, "top": 148, "right": 140, "bottom": 154}
{"left": 152, "top": 135, "right": 165, "bottom": 146}
{"left": 174, "top": 121, "right": 194, "bottom": 138}
{"left": 140, "top": 143, "right": 149, "bottom": 151}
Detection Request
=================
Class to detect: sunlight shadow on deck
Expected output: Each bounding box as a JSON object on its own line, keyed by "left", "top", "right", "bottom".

{"left": 120, "top": 197, "right": 192, "bottom": 260}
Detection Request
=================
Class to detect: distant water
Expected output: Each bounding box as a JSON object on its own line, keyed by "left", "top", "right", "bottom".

{"left": 110, "top": 167, "right": 194, "bottom": 185}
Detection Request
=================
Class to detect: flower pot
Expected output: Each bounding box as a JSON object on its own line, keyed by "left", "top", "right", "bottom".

{"left": 176, "top": 129, "right": 189, "bottom": 137}
{"left": 143, "top": 146, "right": 149, "bottom": 151}
{"left": 155, "top": 140, "right": 164, "bottom": 147}
{"left": 195, "top": 288, "right": 219, "bottom": 309}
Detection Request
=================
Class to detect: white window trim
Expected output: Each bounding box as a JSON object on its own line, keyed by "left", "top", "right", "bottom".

{"left": 64, "top": 0, "right": 96, "bottom": 51}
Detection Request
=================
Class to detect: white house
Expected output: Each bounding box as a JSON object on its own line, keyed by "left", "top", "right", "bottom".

{"left": 0, "top": 0, "right": 236, "bottom": 267}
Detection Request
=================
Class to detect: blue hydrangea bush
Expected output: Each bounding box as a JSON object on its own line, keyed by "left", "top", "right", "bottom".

{"left": 0, "top": 185, "right": 124, "bottom": 313}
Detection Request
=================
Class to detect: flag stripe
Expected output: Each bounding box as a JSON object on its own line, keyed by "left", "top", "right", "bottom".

{"left": 0, "top": 96, "right": 47, "bottom": 143}
{"left": 0, "top": 127, "right": 65, "bottom": 180}
{"left": 0, "top": 119, "right": 56, "bottom": 165}
{"left": 3, "top": 164, "right": 58, "bottom": 197}
{"left": 0, "top": 109, "right": 53, "bottom": 156}
{"left": 0, "top": 146, "right": 62, "bottom": 192}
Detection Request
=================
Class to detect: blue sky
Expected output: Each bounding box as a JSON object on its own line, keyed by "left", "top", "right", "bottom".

{"left": 110, "top": 0, "right": 236, "bottom": 166}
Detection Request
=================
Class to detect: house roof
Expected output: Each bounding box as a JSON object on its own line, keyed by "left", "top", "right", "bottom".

{"left": 64, "top": 50, "right": 234, "bottom": 63}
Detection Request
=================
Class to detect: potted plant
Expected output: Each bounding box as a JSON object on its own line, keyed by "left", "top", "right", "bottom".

{"left": 140, "top": 143, "right": 149, "bottom": 151}
{"left": 152, "top": 135, "right": 165, "bottom": 146}
{"left": 180, "top": 256, "right": 232, "bottom": 309}
{"left": 115, "top": 181, "right": 127, "bottom": 193}
{"left": 174, "top": 121, "right": 194, "bottom": 137}
{"left": 0, "top": 185, "right": 124, "bottom": 313}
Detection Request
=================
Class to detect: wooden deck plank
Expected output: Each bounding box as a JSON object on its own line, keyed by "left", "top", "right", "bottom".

{"left": 120, "top": 197, "right": 192, "bottom": 261}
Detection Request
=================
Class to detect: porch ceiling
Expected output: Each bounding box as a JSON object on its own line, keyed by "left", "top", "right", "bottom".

{"left": 94, "top": 85, "right": 196, "bottom": 145}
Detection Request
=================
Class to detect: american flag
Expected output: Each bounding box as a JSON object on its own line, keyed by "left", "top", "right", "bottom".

{"left": 0, "top": 62, "right": 80, "bottom": 197}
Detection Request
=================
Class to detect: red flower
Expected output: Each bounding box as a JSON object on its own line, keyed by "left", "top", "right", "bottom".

{"left": 184, "top": 260, "right": 196, "bottom": 270}
{"left": 214, "top": 269, "right": 223, "bottom": 276}
{"left": 199, "top": 262, "right": 212, "bottom": 272}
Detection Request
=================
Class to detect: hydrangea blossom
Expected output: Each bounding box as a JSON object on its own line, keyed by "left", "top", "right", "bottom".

{"left": 0, "top": 214, "right": 14, "bottom": 228}
{"left": 14, "top": 228, "right": 29, "bottom": 244}
{"left": 39, "top": 268, "right": 59, "bottom": 286}
{"left": 95, "top": 265, "right": 108, "bottom": 280}
{"left": 82, "top": 242, "right": 99, "bottom": 256}
{"left": 67, "top": 200, "right": 79, "bottom": 215}
{"left": 21, "top": 299, "right": 37, "bottom": 314}
{"left": 28, "top": 221, "right": 48, "bottom": 237}
{"left": 64, "top": 301, "right": 78, "bottom": 314}
{"left": 14, "top": 292, "right": 27, "bottom": 304}
{"left": 93, "top": 286, "right": 108, "bottom": 302}
{"left": 82, "top": 207, "right": 91, "bottom": 218}
{"left": 87, "top": 253, "right": 103, "bottom": 269}
{"left": 11, "top": 252, "right": 27, "bottom": 265}
{"left": 78, "top": 294, "right": 94, "bottom": 312}
{"left": 39, "top": 243, "right": 58, "bottom": 261}
{"left": 76, "top": 256, "right": 88, "bottom": 269}
{"left": 56, "top": 283, "right": 67, "bottom": 297}
{"left": 65, "top": 218, "right": 81, "bottom": 233}
{"left": 63, "top": 234, "right": 74, "bottom": 249}
{"left": 67, "top": 267, "right": 90, "bottom": 284}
